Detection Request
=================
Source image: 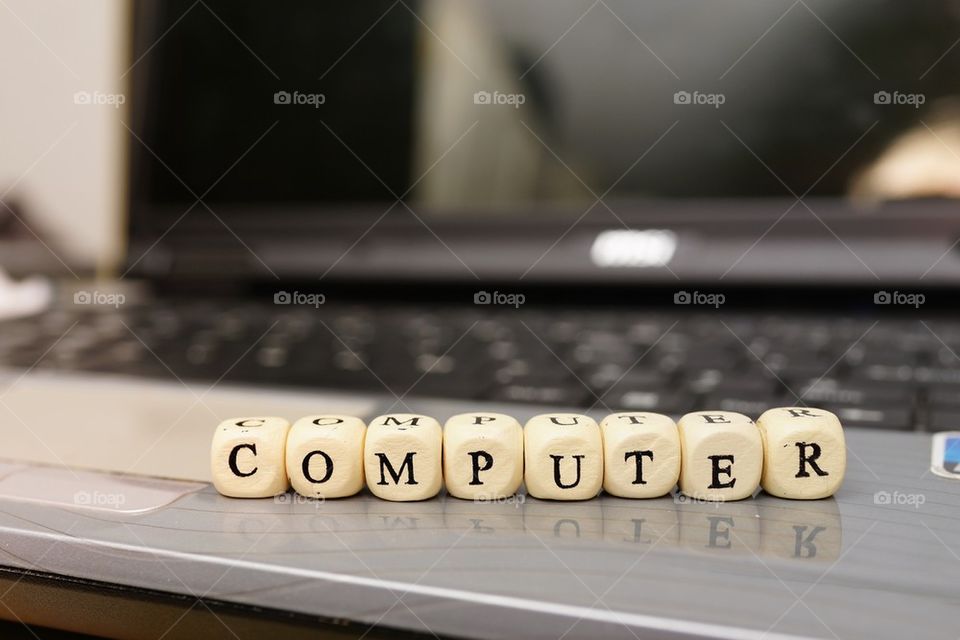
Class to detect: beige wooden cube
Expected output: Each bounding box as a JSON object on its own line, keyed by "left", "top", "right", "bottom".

{"left": 600, "top": 412, "right": 680, "bottom": 498}
{"left": 210, "top": 416, "right": 290, "bottom": 498}
{"left": 678, "top": 411, "right": 762, "bottom": 502}
{"left": 286, "top": 415, "right": 366, "bottom": 499}
{"left": 364, "top": 414, "right": 442, "bottom": 501}
{"left": 756, "top": 407, "right": 846, "bottom": 499}
{"left": 443, "top": 412, "right": 523, "bottom": 500}
{"left": 523, "top": 413, "right": 603, "bottom": 500}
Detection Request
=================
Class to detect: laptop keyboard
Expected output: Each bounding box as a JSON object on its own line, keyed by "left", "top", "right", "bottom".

{"left": 0, "top": 301, "right": 952, "bottom": 432}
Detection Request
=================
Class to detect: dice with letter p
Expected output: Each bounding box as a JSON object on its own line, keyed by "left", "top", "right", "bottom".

{"left": 210, "top": 416, "right": 290, "bottom": 498}
{"left": 443, "top": 412, "right": 523, "bottom": 500}
{"left": 756, "top": 407, "right": 845, "bottom": 499}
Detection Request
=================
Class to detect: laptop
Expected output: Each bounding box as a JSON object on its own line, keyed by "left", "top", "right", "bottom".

{"left": 0, "top": 1, "right": 958, "bottom": 637}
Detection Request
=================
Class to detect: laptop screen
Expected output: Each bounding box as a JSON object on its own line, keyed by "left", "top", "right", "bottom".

{"left": 132, "top": 0, "right": 960, "bottom": 210}
{"left": 127, "top": 1, "right": 960, "bottom": 283}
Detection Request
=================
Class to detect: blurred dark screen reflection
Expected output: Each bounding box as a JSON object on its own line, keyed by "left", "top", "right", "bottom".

{"left": 136, "top": 0, "right": 960, "bottom": 212}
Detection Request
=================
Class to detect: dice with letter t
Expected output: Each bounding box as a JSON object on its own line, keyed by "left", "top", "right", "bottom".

{"left": 756, "top": 407, "right": 845, "bottom": 499}
{"left": 678, "top": 411, "right": 762, "bottom": 501}
{"left": 210, "top": 416, "right": 290, "bottom": 498}
{"left": 600, "top": 412, "right": 680, "bottom": 498}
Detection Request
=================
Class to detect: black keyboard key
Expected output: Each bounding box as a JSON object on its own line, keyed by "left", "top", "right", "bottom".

{"left": 929, "top": 387, "right": 960, "bottom": 407}
{"left": 618, "top": 390, "right": 689, "bottom": 413}
{"left": 703, "top": 395, "right": 778, "bottom": 416}
{"left": 489, "top": 383, "right": 588, "bottom": 406}
{"left": 828, "top": 406, "right": 912, "bottom": 430}
{"left": 799, "top": 380, "right": 913, "bottom": 407}
{"left": 928, "top": 409, "right": 960, "bottom": 431}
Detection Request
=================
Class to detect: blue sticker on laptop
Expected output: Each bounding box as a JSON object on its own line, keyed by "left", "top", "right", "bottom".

{"left": 931, "top": 432, "right": 960, "bottom": 478}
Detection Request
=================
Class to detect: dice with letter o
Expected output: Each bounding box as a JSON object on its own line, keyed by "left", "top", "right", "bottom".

{"left": 286, "top": 415, "right": 366, "bottom": 499}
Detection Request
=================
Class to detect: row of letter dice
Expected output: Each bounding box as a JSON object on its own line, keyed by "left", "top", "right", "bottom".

{"left": 210, "top": 408, "right": 845, "bottom": 502}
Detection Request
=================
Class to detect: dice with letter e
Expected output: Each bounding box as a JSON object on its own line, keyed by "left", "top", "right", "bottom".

{"left": 210, "top": 417, "right": 290, "bottom": 498}
{"left": 601, "top": 412, "right": 680, "bottom": 498}
{"left": 524, "top": 413, "right": 603, "bottom": 500}
{"left": 756, "top": 407, "right": 845, "bottom": 499}
{"left": 286, "top": 415, "right": 366, "bottom": 499}
{"left": 364, "top": 414, "right": 442, "bottom": 501}
{"left": 443, "top": 412, "right": 523, "bottom": 500}
{"left": 678, "top": 411, "right": 762, "bottom": 501}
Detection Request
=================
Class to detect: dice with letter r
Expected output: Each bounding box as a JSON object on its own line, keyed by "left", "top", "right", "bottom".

{"left": 756, "top": 407, "right": 845, "bottom": 499}
{"left": 210, "top": 416, "right": 290, "bottom": 498}
{"left": 678, "top": 411, "right": 762, "bottom": 501}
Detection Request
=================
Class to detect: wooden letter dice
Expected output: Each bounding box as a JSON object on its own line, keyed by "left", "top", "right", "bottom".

{"left": 756, "top": 407, "right": 846, "bottom": 499}
{"left": 286, "top": 415, "right": 366, "bottom": 499}
{"left": 364, "top": 414, "right": 442, "bottom": 501}
{"left": 443, "top": 412, "right": 523, "bottom": 500}
{"left": 210, "top": 416, "right": 290, "bottom": 498}
{"left": 524, "top": 413, "right": 603, "bottom": 500}
{"left": 601, "top": 412, "right": 680, "bottom": 498}
{"left": 678, "top": 411, "right": 762, "bottom": 501}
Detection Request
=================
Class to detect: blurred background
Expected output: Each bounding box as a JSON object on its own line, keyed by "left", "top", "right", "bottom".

{"left": 0, "top": 0, "right": 126, "bottom": 274}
